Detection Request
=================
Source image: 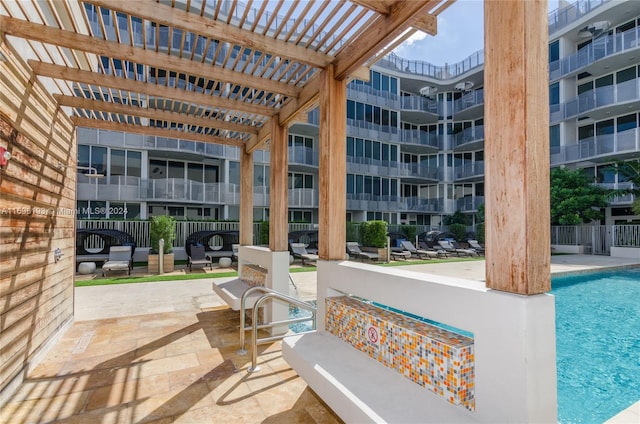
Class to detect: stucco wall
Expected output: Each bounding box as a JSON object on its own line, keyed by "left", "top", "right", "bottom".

{"left": 0, "top": 40, "right": 76, "bottom": 405}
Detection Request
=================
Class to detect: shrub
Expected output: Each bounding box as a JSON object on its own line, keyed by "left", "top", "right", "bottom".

{"left": 448, "top": 223, "right": 467, "bottom": 242}
{"left": 346, "top": 221, "right": 360, "bottom": 242}
{"left": 150, "top": 215, "right": 175, "bottom": 254}
{"left": 258, "top": 220, "right": 269, "bottom": 245}
{"left": 475, "top": 222, "right": 485, "bottom": 244}
{"left": 400, "top": 225, "right": 417, "bottom": 244}
{"left": 361, "top": 220, "right": 388, "bottom": 248}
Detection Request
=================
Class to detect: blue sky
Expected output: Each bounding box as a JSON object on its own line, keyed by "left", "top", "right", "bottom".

{"left": 394, "top": 0, "right": 562, "bottom": 65}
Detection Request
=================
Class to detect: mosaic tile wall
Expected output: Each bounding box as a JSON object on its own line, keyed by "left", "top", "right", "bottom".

{"left": 326, "top": 296, "right": 475, "bottom": 411}
{"left": 241, "top": 264, "right": 267, "bottom": 287}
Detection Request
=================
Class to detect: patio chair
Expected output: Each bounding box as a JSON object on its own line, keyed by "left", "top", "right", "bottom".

{"left": 346, "top": 242, "right": 379, "bottom": 262}
{"left": 102, "top": 245, "right": 133, "bottom": 276}
{"left": 188, "top": 245, "right": 212, "bottom": 271}
{"left": 438, "top": 240, "right": 474, "bottom": 257}
{"left": 289, "top": 243, "right": 319, "bottom": 266}
{"left": 400, "top": 241, "right": 442, "bottom": 259}
{"left": 451, "top": 241, "right": 479, "bottom": 256}
{"left": 467, "top": 239, "right": 485, "bottom": 255}
{"left": 232, "top": 244, "right": 240, "bottom": 261}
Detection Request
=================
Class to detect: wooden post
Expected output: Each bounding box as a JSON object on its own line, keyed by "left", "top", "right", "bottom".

{"left": 269, "top": 116, "right": 288, "bottom": 252}
{"left": 484, "top": 0, "right": 550, "bottom": 294}
{"left": 240, "top": 147, "right": 253, "bottom": 246}
{"left": 318, "top": 65, "right": 347, "bottom": 260}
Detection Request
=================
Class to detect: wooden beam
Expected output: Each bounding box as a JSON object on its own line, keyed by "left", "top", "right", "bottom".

{"left": 87, "top": 0, "right": 332, "bottom": 69}
{"left": 268, "top": 118, "right": 288, "bottom": 252}
{"left": 351, "top": 0, "right": 437, "bottom": 34}
{"left": 29, "top": 61, "right": 275, "bottom": 117}
{"left": 70, "top": 117, "right": 245, "bottom": 147}
{"left": 246, "top": 123, "right": 271, "bottom": 154}
{"left": 318, "top": 65, "right": 346, "bottom": 260}
{"left": 484, "top": 0, "right": 550, "bottom": 295}
{"left": 55, "top": 94, "right": 259, "bottom": 135}
{"left": 0, "top": 15, "right": 299, "bottom": 97}
{"left": 333, "top": 1, "right": 436, "bottom": 80}
{"left": 240, "top": 148, "right": 254, "bottom": 246}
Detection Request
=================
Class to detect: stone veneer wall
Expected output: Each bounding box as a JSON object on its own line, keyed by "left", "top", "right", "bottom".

{"left": 326, "top": 296, "right": 475, "bottom": 411}
{"left": 241, "top": 264, "right": 267, "bottom": 287}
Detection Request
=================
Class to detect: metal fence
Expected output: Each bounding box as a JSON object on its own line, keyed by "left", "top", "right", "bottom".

{"left": 551, "top": 225, "right": 640, "bottom": 254}
{"left": 77, "top": 220, "right": 316, "bottom": 249}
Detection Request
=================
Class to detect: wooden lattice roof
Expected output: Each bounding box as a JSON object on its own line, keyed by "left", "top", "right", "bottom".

{"left": 0, "top": 0, "right": 453, "bottom": 152}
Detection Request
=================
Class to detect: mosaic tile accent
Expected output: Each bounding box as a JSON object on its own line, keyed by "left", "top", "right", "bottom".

{"left": 326, "top": 296, "right": 475, "bottom": 411}
{"left": 241, "top": 264, "right": 267, "bottom": 287}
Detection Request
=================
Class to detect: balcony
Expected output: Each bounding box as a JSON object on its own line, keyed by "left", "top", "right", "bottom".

{"left": 456, "top": 196, "right": 485, "bottom": 212}
{"left": 398, "top": 162, "right": 440, "bottom": 182}
{"left": 596, "top": 182, "right": 636, "bottom": 205}
{"left": 346, "top": 193, "right": 402, "bottom": 211}
{"left": 550, "top": 128, "right": 640, "bottom": 165}
{"left": 550, "top": 26, "right": 640, "bottom": 81}
{"left": 452, "top": 125, "right": 485, "bottom": 151}
{"left": 399, "top": 197, "right": 443, "bottom": 213}
{"left": 347, "top": 157, "right": 401, "bottom": 177}
{"left": 346, "top": 119, "right": 400, "bottom": 143}
{"left": 454, "top": 161, "right": 485, "bottom": 181}
{"left": 347, "top": 85, "right": 400, "bottom": 109}
{"left": 548, "top": 0, "right": 609, "bottom": 35}
{"left": 289, "top": 146, "right": 318, "bottom": 169}
{"left": 376, "top": 51, "right": 484, "bottom": 80}
{"left": 400, "top": 129, "right": 440, "bottom": 152}
{"left": 400, "top": 95, "right": 438, "bottom": 115}
{"left": 453, "top": 89, "right": 484, "bottom": 118}
{"left": 560, "top": 78, "right": 640, "bottom": 121}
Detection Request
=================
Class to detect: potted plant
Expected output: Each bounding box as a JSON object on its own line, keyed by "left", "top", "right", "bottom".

{"left": 148, "top": 215, "right": 176, "bottom": 273}
{"left": 360, "top": 220, "right": 388, "bottom": 260}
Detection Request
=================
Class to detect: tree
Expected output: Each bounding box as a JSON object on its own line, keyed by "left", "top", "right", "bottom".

{"left": 611, "top": 160, "right": 640, "bottom": 216}
{"left": 550, "top": 167, "right": 609, "bottom": 225}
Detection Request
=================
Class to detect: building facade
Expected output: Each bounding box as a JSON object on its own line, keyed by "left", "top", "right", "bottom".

{"left": 76, "top": 0, "right": 640, "bottom": 226}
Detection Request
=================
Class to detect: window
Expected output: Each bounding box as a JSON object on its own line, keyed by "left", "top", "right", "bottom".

{"left": 617, "top": 114, "right": 637, "bottom": 132}
{"left": 550, "top": 125, "right": 560, "bottom": 149}
{"left": 548, "top": 40, "right": 559, "bottom": 63}
{"left": 616, "top": 66, "right": 636, "bottom": 84}
{"left": 549, "top": 82, "right": 560, "bottom": 105}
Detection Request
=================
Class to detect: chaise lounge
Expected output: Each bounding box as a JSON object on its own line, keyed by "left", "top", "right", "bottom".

{"left": 346, "top": 242, "right": 379, "bottom": 262}
{"left": 400, "top": 241, "right": 443, "bottom": 259}
{"left": 101, "top": 245, "right": 133, "bottom": 276}
{"left": 289, "top": 242, "right": 319, "bottom": 265}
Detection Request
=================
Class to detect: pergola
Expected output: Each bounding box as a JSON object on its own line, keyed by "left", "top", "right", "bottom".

{"left": 1, "top": 0, "right": 552, "bottom": 420}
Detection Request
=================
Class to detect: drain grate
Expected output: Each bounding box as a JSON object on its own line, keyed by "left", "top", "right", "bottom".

{"left": 72, "top": 330, "right": 95, "bottom": 354}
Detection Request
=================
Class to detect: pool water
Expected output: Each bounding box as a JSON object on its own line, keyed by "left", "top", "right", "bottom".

{"left": 552, "top": 268, "right": 640, "bottom": 424}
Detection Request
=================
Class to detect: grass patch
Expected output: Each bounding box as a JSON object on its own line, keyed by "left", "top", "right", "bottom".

{"left": 76, "top": 271, "right": 237, "bottom": 287}
{"left": 378, "top": 256, "right": 485, "bottom": 267}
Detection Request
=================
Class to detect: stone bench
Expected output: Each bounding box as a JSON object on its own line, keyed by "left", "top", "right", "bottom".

{"left": 211, "top": 264, "right": 268, "bottom": 310}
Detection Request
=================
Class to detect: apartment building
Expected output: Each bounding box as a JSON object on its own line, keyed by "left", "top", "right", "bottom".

{"left": 76, "top": 0, "right": 640, "bottom": 226}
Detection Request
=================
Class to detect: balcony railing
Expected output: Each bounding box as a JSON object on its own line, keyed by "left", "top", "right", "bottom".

{"left": 454, "top": 161, "right": 485, "bottom": 180}
{"left": 453, "top": 89, "right": 484, "bottom": 114}
{"left": 456, "top": 196, "right": 485, "bottom": 212}
{"left": 399, "top": 197, "right": 443, "bottom": 212}
{"left": 346, "top": 193, "right": 402, "bottom": 211}
{"left": 400, "top": 95, "right": 438, "bottom": 114}
{"left": 398, "top": 163, "right": 440, "bottom": 180}
{"left": 346, "top": 157, "right": 401, "bottom": 177}
{"left": 548, "top": 0, "right": 609, "bottom": 35}
{"left": 560, "top": 78, "right": 640, "bottom": 120}
{"left": 347, "top": 85, "right": 400, "bottom": 109}
{"left": 289, "top": 146, "right": 318, "bottom": 167}
{"left": 550, "top": 128, "right": 640, "bottom": 165}
{"left": 550, "top": 25, "right": 640, "bottom": 80}
{"left": 596, "top": 182, "right": 636, "bottom": 205}
{"left": 346, "top": 119, "right": 400, "bottom": 142}
{"left": 376, "top": 51, "right": 485, "bottom": 80}
{"left": 452, "top": 125, "right": 485, "bottom": 149}
{"left": 400, "top": 129, "right": 440, "bottom": 150}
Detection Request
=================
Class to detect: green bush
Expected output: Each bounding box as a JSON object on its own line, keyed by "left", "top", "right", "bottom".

{"left": 258, "top": 220, "right": 269, "bottom": 245}
{"left": 361, "top": 220, "right": 387, "bottom": 248}
{"left": 400, "top": 225, "right": 417, "bottom": 244}
{"left": 448, "top": 223, "right": 467, "bottom": 242}
{"left": 475, "top": 222, "right": 485, "bottom": 244}
{"left": 346, "top": 221, "right": 360, "bottom": 242}
{"left": 149, "top": 215, "right": 176, "bottom": 254}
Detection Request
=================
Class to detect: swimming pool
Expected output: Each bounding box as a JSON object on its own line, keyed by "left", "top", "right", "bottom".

{"left": 553, "top": 268, "right": 640, "bottom": 424}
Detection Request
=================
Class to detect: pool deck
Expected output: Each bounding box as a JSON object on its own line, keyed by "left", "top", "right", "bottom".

{"left": 1, "top": 255, "right": 638, "bottom": 423}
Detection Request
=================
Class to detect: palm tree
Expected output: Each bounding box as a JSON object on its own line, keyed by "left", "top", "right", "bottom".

{"left": 612, "top": 160, "right": 640, "bottom": 215}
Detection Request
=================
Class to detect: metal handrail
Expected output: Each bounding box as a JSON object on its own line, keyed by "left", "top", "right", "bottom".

{"left": 236, "top": 286, "right": 317, "bottom": 372}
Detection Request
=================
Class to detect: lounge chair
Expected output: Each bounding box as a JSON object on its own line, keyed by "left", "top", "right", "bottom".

{"left": 346, "top": 242, "right": 379, "bottom": 262}
{"left": 438, "top": 240, "right": 475, "bottom": 257}
{"left": 400, "top": 241, "right": 443, "bottom": 259}
{"left": 290, "top": 243, "right": 319, "bottom": 265}
{"left": 451, "top": 241, "right": 479, "bottom": 256}
{"left": 390, "top": 250, "right": 411, "bottom": 260}
{"left": 232, "top": 244, "right": 240, "bottom": 261}
{"left": 467, "top": 239, "right": 485, "bottom": 255}
{"left": 187, "top": 245, "right": 212, "bottom": 271}
{"left": 102, "top": 245, "right": 133, "bottom": 276}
